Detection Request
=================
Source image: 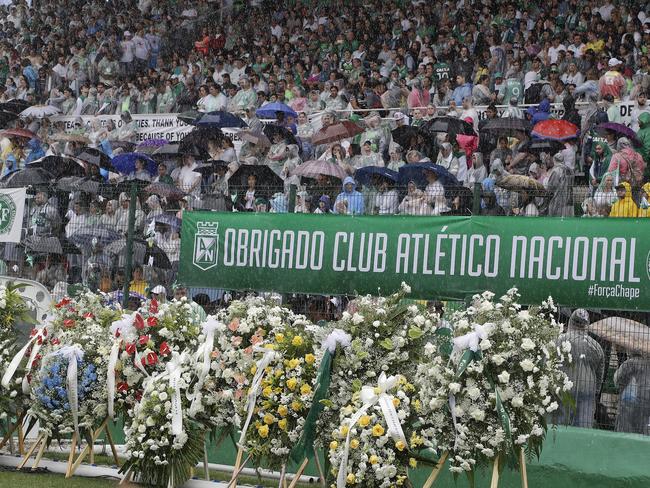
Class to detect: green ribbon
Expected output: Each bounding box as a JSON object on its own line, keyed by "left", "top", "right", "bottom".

{"left": 289, "top": 348, "right": 333, "bottom": 463}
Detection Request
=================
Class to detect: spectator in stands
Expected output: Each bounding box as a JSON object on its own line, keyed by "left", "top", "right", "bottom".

{"left": 609, "top": 182, "right": 639, "bottom": 218}
{"left": 608, "top": 138, "right": 646, "bottom": 186}
{"left": 599, "top": 58, "right": 627, "bottom": 100}
{"left": 334, "top": 176, "right": 364, "bottom": 215}
{"left": 614, "top": 351, "right": 650, "bottom": 435}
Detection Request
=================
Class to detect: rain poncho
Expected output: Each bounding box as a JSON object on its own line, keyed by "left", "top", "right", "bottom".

{"left": 639, "top": 183, "right": 650, "bottom": 218}
{"left": 333, "top": 176, "right": 364, "bottom": 215}
{"left": 637, "top": 112, "right": 650, "bottom": 167}
{"left": 530, "top": 98, "right": 551, "bottom": 125}
{"left": 608, "top": 138, "right": 646, "bottom": 186}
{"left": 588, "top": 141, "right": 612, "bottom": 185}
{"left": 614, "top": 352, "right": 650, "bottom": 435}
{"left": 556, "top": 309, "right": 604, "bottom": 428}
{"left": 24, "top": 138, "right": 45, "bottom": 165}
{"left": 609, "top": 182, "right": 639, "bottom": 218}
{"left": 545, "top": 156, "right": 573, "bottom": 217}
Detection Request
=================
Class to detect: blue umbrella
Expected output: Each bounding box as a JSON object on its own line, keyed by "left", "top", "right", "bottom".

{"left": 195, "top": 111, "right": 248, "bottom": 129}
{"left": 255, "top": 102, "right": 298, "bottom": 119}
{"left": 111, "top": 152, "right": 158, "bottom": 176}
{"left": 397, "top": 162, "right": 459, "bottom": 188}
{"left": 354, "top": 166, "right": 399, "bottom": 187}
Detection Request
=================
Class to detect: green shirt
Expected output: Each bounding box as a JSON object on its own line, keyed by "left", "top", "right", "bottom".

{"left": 502, "top": 78, "right": 523, "bottom": 103}
{"left": 433, "top": 62, "right": 451, "bottom": 81}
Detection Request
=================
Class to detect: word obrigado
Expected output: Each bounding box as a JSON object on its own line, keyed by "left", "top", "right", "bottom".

{"left": 219, "top": 227, "right": 641, "bottom": 282}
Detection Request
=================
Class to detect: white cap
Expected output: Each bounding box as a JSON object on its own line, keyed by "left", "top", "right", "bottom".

{"left": 608, "top": 58, "right": 623, "bottom": 67}
{"left": 394, "top": 111, "right": 406, "bottom": 121}
{"left": 151, "top": 285, "right": 166, "bottom": 295}
{"left": 124, "top": 31, "right": 132, "bottom": 37}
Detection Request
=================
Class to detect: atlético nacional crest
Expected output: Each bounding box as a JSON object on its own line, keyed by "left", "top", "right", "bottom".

{"left": 193, "top": 221, "right": 219, "bottom": 270}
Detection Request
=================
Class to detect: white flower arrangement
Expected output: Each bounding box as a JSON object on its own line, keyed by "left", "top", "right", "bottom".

{"left": 415, "top": 288, "right": 572, "bottom": 474}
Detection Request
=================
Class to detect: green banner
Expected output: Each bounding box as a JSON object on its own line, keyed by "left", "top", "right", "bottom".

{"left": 179, "top": 213, "right": 650, "bottom": 311}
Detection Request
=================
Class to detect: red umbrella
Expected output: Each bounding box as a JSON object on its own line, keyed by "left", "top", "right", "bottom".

{"left": 531, "top": 119, "right": 579, "bottom": 141}
{"left": 0, "top": 128, "right": 37, "bottom": 139}
{"left": 311, "top": 121, "right": 363, "bottom": 145}
{"left": 290, "top": 160, "right": 348, "bottom": 180}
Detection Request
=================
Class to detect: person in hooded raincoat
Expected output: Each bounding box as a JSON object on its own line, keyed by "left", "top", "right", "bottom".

{"left": 609, "top": 182, "right": 639, "bottom": 218}
{"left": 614, "top": 350, "right": 650, "bottom": 435}
{"left": 637, "top": 112, "right": 650, "bottom": 181}
{"left": 529, "top": 98, "right": 551, "bottom": 125}
{"left": 333, "top": 176, "right": 364, "bottom": 215}
{"left": 545, "top": 152, "right": 573, "bottom": 216}
{"left": 588, "top": 140, "right": 612, "bottom": 192}
{"left": 556, "top": 309, "right": 604, "bottom": 429}
{"left": 24, "top": 138, "right": 45, "bottom": 164}
{"left": 638, "top": 183, "right": 650, "bottom": 218}
{"left": 608, "top": 138, "right": 645, "bottom": 187}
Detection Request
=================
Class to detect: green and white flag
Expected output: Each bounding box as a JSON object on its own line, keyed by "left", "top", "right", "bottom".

{"left": 0, "top": 188, "right": 25, "bottom": 243}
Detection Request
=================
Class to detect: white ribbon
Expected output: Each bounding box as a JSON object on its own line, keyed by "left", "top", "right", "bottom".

{"left": 452, "top": 322, "right": 493, "bottom": 353}
{"left": 322, "top": 328, "right": 351, "bottom": 354}
{"left": 198, "top": 316, "right": 223, "bottom": 386}
{"left": 2, "top": 325, "right": 48, "bottom": 391}
{"left": 237, "top": 347, "right": 277, "bottom": 447}
{"left": 107, "top": 314, "right": 136, "bottom": 420}
{"left": 448, "top": 394, "right": 460, "bottom": 450}
{"left": 336, "top": 372, "right": 406, "bottom": 488}
{"left": 166, "top": 353, "right": 186, "bottom": 437}
{"left": 51, "top": 345, "right": 84, "bottom": 437}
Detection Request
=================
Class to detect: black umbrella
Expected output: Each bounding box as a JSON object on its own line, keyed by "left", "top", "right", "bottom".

{"left": 480, "top": 118, "right": 532, "bottom": 135}
{"left": 177, "top": 109, "right": 202, "bottom": 125}
{"left": 56, "top": 176, "right": 86, "bottom": 192}
{"left": 524, "top": 139, "right": 563, "bottom": 154}
{"left": 195, "top": 111, "right": 248, "bottom": 129}
{"left": 0, "top": 110, "right": 18, "bottom": 128}
{"left": 23, "top": 236, "right": 64, "bottom": 255}
{"left": 391, "top": 126, "right": 424, "bottom": 149}
{"left": 109, "top": 141, "right": 137, "bottom": 153}
{"left": 230, "top": 164, "right": 284, "bottom": 190}
{"left": 420, "top": 116, "right": 476, "bottom": 136}
{"left": 78, "top": 148, "right": 114, "bottom": 170}
{"left": 152, "top": 143, "right": 182, "bottom": 159}
{"left": 69, "top": 225, "right": 123, "bottom": 248}
{"left": 177, "top": 141, "right": 211, "bottom": 160}
{"left": 28, "top": 155, "right": 86, "bottom": 178}
{"left": 1, "top": 167, "right": 54, "bottom": 188}
{"left": 263, "top": 124, "right": 298, "bottom": 146}
{"left": 0, "top": 99, "right": 31, "bottom": 114}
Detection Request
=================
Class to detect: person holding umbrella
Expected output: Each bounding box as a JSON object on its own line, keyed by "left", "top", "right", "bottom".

{"left": 398, "top": 181, "right": 430, "bottom": 216}
{"left": 373, "top": 176, "right": 400, "bottom": 215}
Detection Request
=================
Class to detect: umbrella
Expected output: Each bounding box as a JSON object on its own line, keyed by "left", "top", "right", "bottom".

{"left": 144, "top": 182, "right": 187, "bottom": 200}
{"left": 1, "top": 167, "right": 54, "bottom": 188}
{"left": 480, "top": 118, "right": 532, "bottom": 135}
{"left": 230, "top": 164, "right": 284, "bottom": 189}
{"left": 255, "top": 102, "right": 297, "bottom": 119}
{"left": 531, "top": 119, "right": 580, "bottom": 141}
{"left": 595, "top": 122, "right": 641, "bottom": 146}
{"left": 152, "top": 142, "right": 182, "bottom": 158}
{"left": 78, "top": 148, "right": 113, "bottom": 170}
{"left": 397, "top": 162, "right": 460, "bottom": 188}
{"left": 391, "top": 126, "right": 424, "bottom": 149}
{"left": 263, "top": 124, "right": 299, "bottom": 146}
{"left": 420, "top": 117, "right": 476, "bottom": 136}
{"left": 177, "top": 109, "right": 202, "bottom": 125}
{"left": 0, "top": 110, "right": 18, "bottom": 127}
{"left": 20, "top": 105, "right": 61, "bottom": 118}
{"left": 311, "top": 121, "right": 364, "bottom": 146}
{"left": 136, "top": 139, "right": 169, "bottom": 154}
{"left": 496, "top": 174, "right": 545, "bottom": 192}
{"left": 105, "top": 238, "right": 172, "bottom": 269}
{"left": 354, "top": 166, "right": 399, "bottom": 187}
{"left": 110, "top": 141, "right": 137, "bottom": 153}
{"left": 23, "top": 236, "right": 64, "bottom": 255}
{"left": 178, "top": 140, "right": 211, "bottom": 160}
{"left": 111, "top": 153, "right": 158, "bottom": 176}
{"left": 0, "top": 128, "right": 37, "bottom": 140}
{"left": 0, "top": 100, "right": 30, "bottom": 114}
{"left": 239, "top": 130, "right": 271, "bottom": 147}
{"left": 49, "top": 133, "right": 91, "bottom": 144}
{"left": 149, "top": 212, "right": 182, "bottom": 230}
{"left": 28, "top": 155, "right": 86, "bottom": 178}
{"left": 69, "top": 225, "right": 123, "bottom": 248}
{"left": 195, "top": 111, "right": 248, "bottom": 129}
{"left": 77, "top": 179, "right": 105, "bottom": 195}
{"left": 290, "top": 160, "right": 348, "bottom": 181}
{"left": 589, "top": 317, "right": 650, "bottom": 356}
{"left": 523, "top": 140, "right": 563, "bottom": 154}
{"left": 56, "top": 176, "right": 86, "bottom": 192}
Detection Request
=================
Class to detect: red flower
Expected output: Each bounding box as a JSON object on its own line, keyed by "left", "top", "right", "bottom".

{"left": 159, "top": 342, "right": 171, "bottom": 356}
{"left": 43, "top": 328, "right": 48, "bottom": 337}
{"left": 114, "top": 329, "right": 121, "bottom": 338}
{"left": 134, "top": 314, "right": 145, "bottom": 330}
{"left": 149, "top": 299, "right": 158, "bottom": 314}
{"left": 63, "top": 319, "right": 76, "bottom": 328}
{"left": 30, "top": 329, "right": 37, "bottom": 337}
{"left": 125, "top": 343, "right": 136, "bottom": 355}
{"left": 117, "top": 382, "right": 129, "bottom": 393}
{"left": 83, "top": 312, "right": 94, "bottom": 319}
{"left": 138, "top": 335, "right": 150, "bottom": 346}
{"left": 135, "top": 390, "right": 143, "bottom": 402}
{"left": 143, "top": 352, "right": 158, "bottom": 366}
{"left": 55, "top": 297, "right": 71, "bottom": 309}
{"left": 147, "top": 316, "right": 158, "bottom": 327}
{"left": 51, "top": 338, "right": 60, "bottom": 346}
{"left": 31, "top": 354, "right": 42, "bottom": 368}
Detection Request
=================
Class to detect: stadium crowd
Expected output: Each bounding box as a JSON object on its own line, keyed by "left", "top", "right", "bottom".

{"left": 0, "top": 0, "right": 649, "bottom": 296}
